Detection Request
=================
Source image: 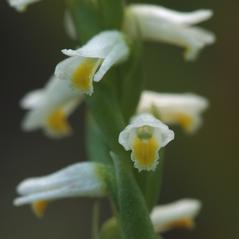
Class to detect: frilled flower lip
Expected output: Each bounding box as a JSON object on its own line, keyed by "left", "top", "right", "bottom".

{"left": 118, "top": 113, "right": 174, "bottom": 171}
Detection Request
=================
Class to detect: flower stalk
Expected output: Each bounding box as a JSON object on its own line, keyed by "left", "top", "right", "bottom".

{"left": 10, "top": 0, "right": 215, "bottom": 238}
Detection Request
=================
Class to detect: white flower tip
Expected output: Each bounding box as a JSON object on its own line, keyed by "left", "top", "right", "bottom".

{"left": 8, "top": 0, "right": 41, "bottom": 12}
{"left": 61, "top": 49, "right": 76, "bottom": 57}
{"left": 20, "top": 90, "right": 44, "bottom": 109}
{"left": 13, "top": 198, "right": 21, "bottom": 206}
{"left": 189, "top": 9, "right": 214, "bottom": 24}
{"left": 184, "top": 28, "right": 216, "bottom": 61}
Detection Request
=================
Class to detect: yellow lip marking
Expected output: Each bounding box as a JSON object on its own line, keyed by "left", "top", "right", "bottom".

{"left": 31, "top": 200, "right": 49, "bottom": 218}
{"left": 169, "top": 218, "right": 194, "bottom": 230}
{"left": 46, "top": 109, "right": 71, "bottom": 135}
{"left": 72, "top": 58, "right": 100, "bottom": 92}
{"left": 132, "top": 136, "right": 159, "bottom": 168}
{"left": 175, "top": 114, "right": 193, "bottom": 131}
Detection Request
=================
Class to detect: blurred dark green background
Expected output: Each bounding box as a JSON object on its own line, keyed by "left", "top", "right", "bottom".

{"left": 1, "top": 0, "right": 238, "bottom": 239}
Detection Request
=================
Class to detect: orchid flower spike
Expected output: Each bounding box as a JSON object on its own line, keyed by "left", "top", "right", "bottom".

{"left": 138, "top": 91, "right": 209, "bottom": 134}
{"left": 14, "top": 162, "right": 108, "bottom": 217}
{"left": 55, "top": 31, "right": 130, "bottom": 95}
{"left": 150, "top": 199, "right": 202, "bottom": 233}
{"left": 124, "top": 4, "right": 215, "bottom": 60}
{"left": 8, "top": 0, "right": 41, "bottom": 12}
{"left": 21, "top": 76, "right": 83, "bottom": 138}
{"left": 119, "top": 113, "right": 174, "bottom": 171}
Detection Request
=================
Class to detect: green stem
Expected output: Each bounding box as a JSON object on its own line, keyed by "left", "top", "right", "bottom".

{"left": 98, "top": 0, "right": 124, "bottom": 29}
{"left": 135, "top": 150, "right": 165, "bottom": 211}
{"left": 111, "top": 152, "right": 157, "bottom": 239}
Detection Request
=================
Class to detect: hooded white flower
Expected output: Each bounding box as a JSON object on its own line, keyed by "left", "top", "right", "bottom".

{"left": 124, "top": 4, "right": 215, "bottom": 60}
{"left": 119, "top": 113, "right": 174, "bottom": 171}
{"left": 14, "top": 162, "right": 108, "bottom": 217}
{"left": 138, "top": 91, "right": 209, "bottom": 133}
{"left": 55, "top": 31, "right": 130, "bottom": 95}
{"left": 150, "top": 199, "right": 202, "bottom": 233}
{"left": 8, "top": 0, "right": 41, "bottom": 12}
{"left": 21, "top": 75, "right": 83, "bottom": 138}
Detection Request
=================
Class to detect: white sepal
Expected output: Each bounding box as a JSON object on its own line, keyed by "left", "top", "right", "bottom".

{"left": 8, "top": 0, "right": 41, "bottom": 12}
{"left": 151, "top": 199, "right": 202, "bottom": 232}
{"left": 14, "top": 162, "right": 108, "bottom": 206}
{"left": 138, "top": 91, "right": 209, "bottom": 133}
{"left": 124, "top": 4, "right": 215, "bottom": 60}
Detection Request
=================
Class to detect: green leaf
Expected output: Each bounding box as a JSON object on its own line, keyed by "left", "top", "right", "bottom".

{"left": 111, "top": 152, "right": 157, "bottom": 239}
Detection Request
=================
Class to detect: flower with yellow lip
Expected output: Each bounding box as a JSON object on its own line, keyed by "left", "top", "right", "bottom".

{"left": 14, "top": 162, "right": 109, "bottom": 217}
{"left": 119, "top": 113, "right": 174, "bottom": 171}
{"left": 138, "top": 91, "right": 209, "bottom": 133}
{"left": 55, "top": 31, "right": 130, "bottom": 95}
{"left": 8, "top": 0, "right": 41, "bottom": 12}
{"left": 21, "top": 76, "right": 83, "bottom": 138}
{"left": 150, "top": 199, "right": 202, "bottom": 233}
{"left": 124, "top": 4, "right": 215, "bottom": 60}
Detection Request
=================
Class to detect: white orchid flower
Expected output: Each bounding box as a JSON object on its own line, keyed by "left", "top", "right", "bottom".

{"left": 55, "top": 31, "right": 130, "bottom": 95}
{"left": 151, "top": 199, "right": 202, "bottom": 232}
{"left": 21, "top": 76, "right": 83, "bottom": 138}
{"left": 119, "top": 113, "right": 174, "bottom": 171}
{"left": 14, "top": 162, "right": 108, "bottom": 217}
{"left": 124, "top": 4, "right": 215, "bottom": 60}
{"left": 8, "top": 0, "right": 41, "bottom": 12}
{"left": 138, "top": 91, "right": 209, "bottom": 133}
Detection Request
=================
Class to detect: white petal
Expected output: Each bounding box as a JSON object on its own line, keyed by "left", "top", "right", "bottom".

{"left": 127, "top": 4, "right": 213, "bottom": 26}
{"left": 151, "top": 199, "right": 202, "bottom": 232}
{"left": 62, "top": 31, "right": 124, "bottom": 58}
{"left": 21, "top": 76, "right": 83, "bottom": 136}
{"left": 55, "top": 55, "right": 84, "bottom": 82}
{"left": 119, "top": 113, "right": 174, "bottom": 150}
{"left": 8, "top": 0, "right": 41, "bottom": 12}
{"left": 14, "top": 162, "right": 108, "bottom": 206}
{"left": 93, "top": 42, "right": 129, "bottom": 82}
{"left": 124, "top": 4, "right": 215, "bottom": 60}
{"left": 138, "top": 91, "right": 209, "bottom": 133}
{"left": 20, "top": 89, "right": 44, "bottom": 109}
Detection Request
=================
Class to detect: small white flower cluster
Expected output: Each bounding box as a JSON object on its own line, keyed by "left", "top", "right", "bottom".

{"left": 9, "top": 1, "right": 214, "bottom": 233}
